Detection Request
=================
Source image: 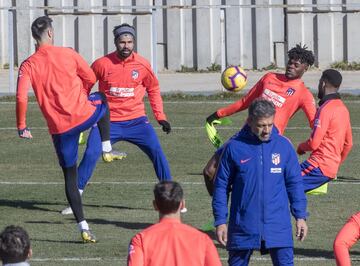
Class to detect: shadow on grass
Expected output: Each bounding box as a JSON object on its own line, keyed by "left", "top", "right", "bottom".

{"left": 25, "top": 221, "right": 64, "bottom": 225}
{"left": 31, "top": 238, "right": 82, "bottom": 244}
{"left": 0, "top": 199, "right": 149, "bottom": 213}
{"left": 85, "top": 204, "right": 149, "bottom": 211}
{"left": 294, "top": 248, "right": 360, "bottom": 258}
{"left": 336, "top": 176, "right": 360, "bottom": 182}
{"left": 187, "top": 173, "right": 203, "bottom": 176}
{"left": 0, "top": 199, "right": 61, "bottom": 213}
{"left": 294, "top": 248, "right": 334, "bottom": 259}
{"left": 88, "top": 218, "right": 152, "bottom": 230}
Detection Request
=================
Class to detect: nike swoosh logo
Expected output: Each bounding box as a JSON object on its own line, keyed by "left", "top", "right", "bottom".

{"left": 240, "top": 158, "right": 251, "bottom": 164}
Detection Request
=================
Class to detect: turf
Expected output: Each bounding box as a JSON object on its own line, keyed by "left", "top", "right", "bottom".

{"left": 0, "top": 96, "right": 359, "bottom": 265}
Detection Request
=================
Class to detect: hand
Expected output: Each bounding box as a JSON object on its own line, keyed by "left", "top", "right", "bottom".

{"left": 158, "top": 120, "right": 171, "bottom": 134}
{"left": 206, "top": 112, "right": 220, "bottom": 124}
{"left": 297, "top": 143, "right": 306, "bottom": 155}
{"left": 216, "top": 224, "right": 228, "bottom": 246}
{"left": 295, "top": 218, "right": 308, "bottom": 241}
{"left": 18, "top": 127, "right": 33, "bottom": 139}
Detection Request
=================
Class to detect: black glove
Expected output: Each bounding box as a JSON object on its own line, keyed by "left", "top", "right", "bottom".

{"left": 206, "top": 112, "right": 220, "bottom": 124}
{"left": 158, "top": 120, "right": 171, "bottom": 134}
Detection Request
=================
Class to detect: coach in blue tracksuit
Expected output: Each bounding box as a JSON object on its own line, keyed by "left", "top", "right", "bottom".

{"left": 212, "top": 98, "right": 308, "bottom": 266}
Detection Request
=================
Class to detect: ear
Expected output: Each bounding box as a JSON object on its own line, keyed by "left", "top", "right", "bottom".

{"left": 304, "top": 64, "right": 309, "bottom": 71}
{"left": 152, "top": 200, "right": 159, "bottom": 211}
{"left": 28, "top": 248, "right": 33, "bottom": 259}
{"left": 47, "top": 28, "right": 54, "bottom": 42}
{"left": 180, "top": 199, "right": 185, "bottom": 210}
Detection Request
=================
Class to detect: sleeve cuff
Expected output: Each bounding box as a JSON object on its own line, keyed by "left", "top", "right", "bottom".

{"left": 214, "top": 218, "right": 227, "bottom": 227}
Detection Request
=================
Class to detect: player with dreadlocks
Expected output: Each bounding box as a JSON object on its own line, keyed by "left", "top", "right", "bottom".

{"left": 204, "top": 44, "right": 316, "bottom": 196}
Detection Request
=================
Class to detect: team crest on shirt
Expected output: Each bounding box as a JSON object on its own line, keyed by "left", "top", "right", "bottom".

{"left": 132, "top": 70, "right": 139, "bottom": 80}
{"left": 272, "top": 153, "right": 280, "bottom": 165}
{"left": 286, "top": 88, "right": 295, "bottom": 96}
{"left": 128, "top": 244, "right": 135, "bottom": 254}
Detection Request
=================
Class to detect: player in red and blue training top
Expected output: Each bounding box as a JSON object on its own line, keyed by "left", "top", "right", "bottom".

{"left": 15, "top": 16, "right": 119, "bottom": 243}
{"left": 61, "top": 24, "right": 172, "bottom": 215}
{"left": 204, "top": 44, "right": 316, "bottom": 195}
{"left": 297, "top": 69, "right": 353, "bottom": 192}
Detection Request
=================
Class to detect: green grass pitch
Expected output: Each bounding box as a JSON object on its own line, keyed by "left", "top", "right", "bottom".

{"left": 0, "top": 95, "right": 359, "bottom": 265}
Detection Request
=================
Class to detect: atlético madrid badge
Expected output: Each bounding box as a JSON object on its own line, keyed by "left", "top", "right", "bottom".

{"left": 132, "top": 70, "right": 139, "bottom": 80}
{"left": 272, "top": 153, "right": 280, "bottom": 165}
{"left": 286, "top": 88, "right": 295, "bottom": 96}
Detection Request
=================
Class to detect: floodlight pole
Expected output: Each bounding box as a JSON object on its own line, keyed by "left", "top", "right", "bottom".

{"left": 8, "top": 9, "right": 15, "bottom": 94}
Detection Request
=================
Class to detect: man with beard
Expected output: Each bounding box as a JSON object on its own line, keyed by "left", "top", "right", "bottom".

{"left": 61, "top": 23, "right": 172, "bottom": 215}
{"left": 204, "top": 44, "right": 316, "bottom": 196}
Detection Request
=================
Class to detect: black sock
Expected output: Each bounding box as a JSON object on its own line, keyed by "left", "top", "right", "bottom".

{"left": 96, "top": 92, "right": 110, "bottom": 142}
{"left": 62, "top": 165, "right": 84, "bottom": 223}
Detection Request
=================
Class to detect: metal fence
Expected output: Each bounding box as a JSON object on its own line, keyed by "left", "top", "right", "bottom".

{"left": 1, "top": 0, "right": 360, "bottom": 74}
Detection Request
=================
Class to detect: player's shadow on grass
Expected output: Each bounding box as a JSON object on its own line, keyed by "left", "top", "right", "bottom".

{"left": 83, "top": 203, "right": 149, "bottom": 211}
{"left": 294, "top": 247, "right": 360, "bottom": 258}
{"left": 0, "top": 199, "right": 62, "bottom": 213}
{"left": 336, "top": 176, "right": 360, "bottom": 182}
{"left": 31, "top": 238, "right": 85, "bottom": 244}
{"left": 87, "top": 218, "right": 152, "bottom": 230}
{"left": 0, "top": 199, "right": 149, "bottom": 213}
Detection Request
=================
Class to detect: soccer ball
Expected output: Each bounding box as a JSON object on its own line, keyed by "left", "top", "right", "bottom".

{"left": 221, "top": 66, "right": 247, "bottom": 92}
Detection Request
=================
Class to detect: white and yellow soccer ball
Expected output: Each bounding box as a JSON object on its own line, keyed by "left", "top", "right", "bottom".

{"left": 221, "top": 66, "right": 248, "bottom": 92}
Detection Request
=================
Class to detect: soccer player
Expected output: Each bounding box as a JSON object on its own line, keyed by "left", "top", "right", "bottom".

{"left": 0, "top": 226, "right": 32, "bottom": 265}
{"left": 213, "top": 98, "right": 308, "bottom": 266}
{"left": 16, "top": 16, "right": 118, "bottom": 242}
{"left": 333, "top": 212, "right": 360, "bottom": 266}
{"left": 204, "top": 44, "right": 316, "bottom": 195}
{"left": 297, "top": 69, "right": 353, "bottom": 192}
{"left": 128, "top": 181, "right": 222, "bottom": 266}
{"left": 61, "top": 23, "right": 172, "bottom": 215}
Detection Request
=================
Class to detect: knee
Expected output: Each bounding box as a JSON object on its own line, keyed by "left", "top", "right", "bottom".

{"left": 84, "top": 146, "right": 102, "bottom": 162}
{"left": 203, "top": 164, "right": 215, "bottom": 180}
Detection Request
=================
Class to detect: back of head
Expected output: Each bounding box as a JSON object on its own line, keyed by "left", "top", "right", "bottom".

{"left": 248, "top": 98, "right": 276, "bottom": 120}
{"left": 154, "top": 181, "right": 183, "bottom": 215}
{"left": 288, "top": 44, "right": 315, "bottom": 67}
{"left": 321, "top": 69, "right": 342, "bottom": 88}
{"left": 0, "top": 226, "right": 30, "bottom": 264}
{"left": 31, "top": 16, "right": 53, "bottom": 42}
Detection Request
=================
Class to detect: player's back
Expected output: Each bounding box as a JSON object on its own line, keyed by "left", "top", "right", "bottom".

{"left": 309, "top": 99, "right": 352, "bottom": 177}
{"left": 19, "top": 45, "right": 96, "bottom": 134}
{"left": 128, "top": 218, "right": 221, "bottom": 266}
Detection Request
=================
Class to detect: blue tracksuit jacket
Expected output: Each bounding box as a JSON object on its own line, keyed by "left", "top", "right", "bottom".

{"left": 212, "top": 124, "right": 307, "bottom": 250}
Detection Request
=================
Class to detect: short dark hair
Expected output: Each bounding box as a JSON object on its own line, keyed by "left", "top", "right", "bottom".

{"left": 288, "top": 44, "right": 315, "bottom": 66}
{"left": 153, "top": 181, "right": 183, "bottom": 215}
{"left": 0, "top": 226, "right": 30, "bottom": 264}
{"left": 248, "top": 98, "right": 276, "bottom": 120}
{"left": 31, "top": 16, "right": 53, "bottom": 41}
{"left": 321, "top": 69, "right": 342, "bottom": 88}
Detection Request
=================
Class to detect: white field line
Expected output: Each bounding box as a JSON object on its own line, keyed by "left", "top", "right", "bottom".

{"left": 1, "top": 126, "right": 360, "bottom": 131}
{"left": 29, "top": 256, "right": 360, "bottom": 262}
{"left": 0, "top": 181, "right": 359, "bottom": 185}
